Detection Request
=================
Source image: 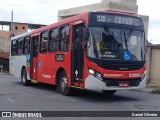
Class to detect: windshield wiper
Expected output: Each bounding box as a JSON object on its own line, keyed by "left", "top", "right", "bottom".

{"left": 124, "top": 32, "right": 128, "bottom": 50}
{"left": 92, "top": 34, "right": 98, "bottom": 58}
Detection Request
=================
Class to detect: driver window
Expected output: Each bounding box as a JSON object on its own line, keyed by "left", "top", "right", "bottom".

{"left": 40, "top": 31, "right": 49, "bottom": 53}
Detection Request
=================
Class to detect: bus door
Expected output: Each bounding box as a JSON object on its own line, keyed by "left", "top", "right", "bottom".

{"left": 30, "top": 36, "right": 39, "bottom": 80}
{"left": 71, "top": 24, "right": 85, "bottom": 87}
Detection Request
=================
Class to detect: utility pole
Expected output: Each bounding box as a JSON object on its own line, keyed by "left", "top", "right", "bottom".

{"left": 11, "top": 10, "right": 14, "bottom": 37}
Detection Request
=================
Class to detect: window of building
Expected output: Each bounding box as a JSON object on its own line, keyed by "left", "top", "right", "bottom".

{"left": 59, "top": 25, "right": 70, "bottom": 51}
{"left": 18, "top": 38, "right": 24, "bottom": 55}
{"left": 49, "top": 28, "right": 59, "bottom": 52}
{"left": 11, "top": 40, "right": 18, "bottom": 55}
{"left": 23, "top": 36, "right": 30, "bottom": 55}
{"left": 40, "top": 31, "right": 49, "bottom": 53}
{"left": 15, "top": 26, "right": 18, "bottom": 30}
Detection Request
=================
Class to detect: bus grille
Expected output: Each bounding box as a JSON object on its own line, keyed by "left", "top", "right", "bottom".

{"left": 101, "top": 64, "right": 144, "bottom": 71}
{"left": 86, "top": 57, "right": 145, "bottom": 71}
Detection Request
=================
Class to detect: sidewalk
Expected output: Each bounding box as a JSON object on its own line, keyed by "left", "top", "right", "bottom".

{"left": 146, "top": 83, "right": 160, "bottom": 94}
{"left": 0, "top": 71, "right": 10, "bottom": 75}
{"left": 135, "top": 83, "right": 160, "bottom": 94}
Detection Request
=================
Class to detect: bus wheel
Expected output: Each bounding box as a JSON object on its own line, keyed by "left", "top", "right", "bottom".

{"left": 58, "top": 72, "right": 71, "bottom": 96}
{"left": 21, "top": 69, "right": 31, "bottom": 86}
{"left": 102, "top": 90, "right": 116, "bottom": 96}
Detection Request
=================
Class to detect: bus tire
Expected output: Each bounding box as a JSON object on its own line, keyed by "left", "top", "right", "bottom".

{"left": 21, "top": 69, "right": 31, "bottom": 86}
{"left": 102, "top": 90, "right": 116, "bottom": 96}
{"left": 58, "top": 71, "right": 71, "bottom": 96}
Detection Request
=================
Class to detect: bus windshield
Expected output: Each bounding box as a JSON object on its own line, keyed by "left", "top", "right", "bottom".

{"left": 87, "top": 26, "right": 145, "bottom": 61}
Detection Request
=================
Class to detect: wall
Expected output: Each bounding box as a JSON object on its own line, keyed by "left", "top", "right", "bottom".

{"left": 102, "top": 0, "right": 137, "bottom": 5}
{"left": 0, "top": 22, "right": 28, "bottom": 53}
{"left": 58, "top": 0, "right": 148, "bottom": 41}
{"left": 0, "top": 31, "right": 11, "bottom": 53}
{"left": 12, "top": 23, "right": 28, "bottom": 36}
{"left": 58, "top": 0, "right": 138, "bottom": 21}
{"left": 149, "top": 47, "right": 160, "bottom": 86}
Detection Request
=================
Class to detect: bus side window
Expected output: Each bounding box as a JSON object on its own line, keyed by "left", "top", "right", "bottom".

{"left": 40, "top": 31, "right": 49, "bottom": 53}
{"left": 60, "top": 25, "right": 70, "bottom": 51}
{"left": 11, "top": 40, "right": 18, "bottom": 55}
{"left": 49, "top": 28, "right": 59, "bottom": 52}
{"left": 18, "top": 38, "right": 24, "bottom": 55}
{"left": 23, "top": 36, "right": 30, "bottom": 55}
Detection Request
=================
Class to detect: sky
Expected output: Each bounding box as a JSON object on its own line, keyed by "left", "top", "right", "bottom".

{"left": 0, "top": 0, "right": 159, "bottom": 44}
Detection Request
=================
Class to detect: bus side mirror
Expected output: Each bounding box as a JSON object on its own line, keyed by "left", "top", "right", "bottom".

{"left": 82, "top": 28, "right": 89, "bottom": 49}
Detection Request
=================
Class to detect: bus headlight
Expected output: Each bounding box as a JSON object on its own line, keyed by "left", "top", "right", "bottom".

{"left": 141, "top": 71, "right": 146, "bottom": 80}
{"left": 88, "top": 68, "right": 102, "bottom": 80}
{"left": 88, "top": 68, "right": 95, "bottom": 75}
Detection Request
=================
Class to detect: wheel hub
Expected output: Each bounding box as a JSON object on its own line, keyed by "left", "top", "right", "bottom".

{"left": 61, "top": 77, "right": 67, "bottom": 91}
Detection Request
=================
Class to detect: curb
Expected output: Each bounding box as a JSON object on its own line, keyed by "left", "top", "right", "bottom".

{"left": 132, "top": 84, "right": 160, "bottom": 94}
{"left": 0, "top": 72, "right": 11, "bottom": 75}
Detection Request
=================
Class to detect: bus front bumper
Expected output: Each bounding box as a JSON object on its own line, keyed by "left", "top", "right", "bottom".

{"left": 85, "top": 75, "right": 146, "bottom": 92}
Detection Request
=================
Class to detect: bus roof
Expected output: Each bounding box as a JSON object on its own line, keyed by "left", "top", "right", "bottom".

{"left": 32, "top": 12, "right": 88, "bottom": 34}
{"left": 11, "top": 32, "right": 31, "bottom": 41}
{"left": 31, "top": 11, "right": 142, "bottom": 34}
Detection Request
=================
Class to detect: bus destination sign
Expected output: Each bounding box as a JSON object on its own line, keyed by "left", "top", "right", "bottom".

{"left": 89, "top": 13, "right": 142, "bottom": 26}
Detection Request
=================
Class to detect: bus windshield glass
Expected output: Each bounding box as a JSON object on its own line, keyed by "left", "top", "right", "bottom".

{"left": 87, "top": 26, "right": 145, "bottom": 61}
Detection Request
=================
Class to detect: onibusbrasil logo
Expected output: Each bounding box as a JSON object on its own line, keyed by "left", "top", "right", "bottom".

{"left": 1, "top": 112, "right": 42, "bottom": 118}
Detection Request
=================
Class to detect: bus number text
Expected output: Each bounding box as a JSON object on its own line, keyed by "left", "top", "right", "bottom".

{"left": 129, "top": 73, "right": 141, "bottom": 78}
{"left": 115, "top": 17, "right": 133, "bottom": 25}
{"left": 97, "top": 15, "right": 105, "bottom": 22}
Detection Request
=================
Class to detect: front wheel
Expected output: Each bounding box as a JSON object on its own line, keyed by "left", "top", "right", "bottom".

{"left": 57, "top": 72, "right": 72, "bottom": 96}
{"left": 21, "top": 69, "right": 31, "bottom": 86}
{"left": 102, "top": 90, "right": 116, "bottom": 96}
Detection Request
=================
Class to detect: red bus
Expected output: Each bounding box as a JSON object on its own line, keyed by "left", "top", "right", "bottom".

{"left": 10, "top": 11, "right": 146, "bottom": 95}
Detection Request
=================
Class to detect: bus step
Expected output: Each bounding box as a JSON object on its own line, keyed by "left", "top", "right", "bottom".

{"left": 31, "top": 79, "right": 38, "bottom": 83}
{"left": 71, "top": 86, "right": 83, "bottom": 89}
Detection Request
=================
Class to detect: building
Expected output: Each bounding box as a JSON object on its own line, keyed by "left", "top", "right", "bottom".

{"left": 0, "top": 21, "right": 45, "bottom": 54}
{"left": 58, "top": 0, "right": 149, "bottom": 39}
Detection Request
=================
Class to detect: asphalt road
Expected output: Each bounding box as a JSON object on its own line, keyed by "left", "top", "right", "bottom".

{"left": 0, "top": 74, "right": 160, "bottom": 120}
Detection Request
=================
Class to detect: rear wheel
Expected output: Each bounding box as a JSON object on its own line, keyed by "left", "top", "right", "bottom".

{"left": 21, "top": 69, "right": 31, "bottom": 86}
{"left": 102, "top": 90, "right": 116, "bottom": 96}
{"left": 57, "top": 71, "right": 72, "bottom": 96}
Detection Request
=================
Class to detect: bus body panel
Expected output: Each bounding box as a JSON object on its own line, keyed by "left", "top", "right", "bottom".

{"left": 37, "top": 52, "right": 71, "bottom": 85}
{"left": 10, "top": 55, "right": 27, "bottom": 78}
{"left": 83, "top": 52, "right": 146, "bottom": 90}
{"left": 85, "top": 74, "right": 146, "bottom": 91}
{"left": 10, "top": 32, "right": 31, "bottom": 80}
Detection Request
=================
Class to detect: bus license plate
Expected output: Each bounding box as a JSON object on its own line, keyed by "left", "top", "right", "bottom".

{"left": 119, "top": 83, "right": 129, "bottom": 87}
